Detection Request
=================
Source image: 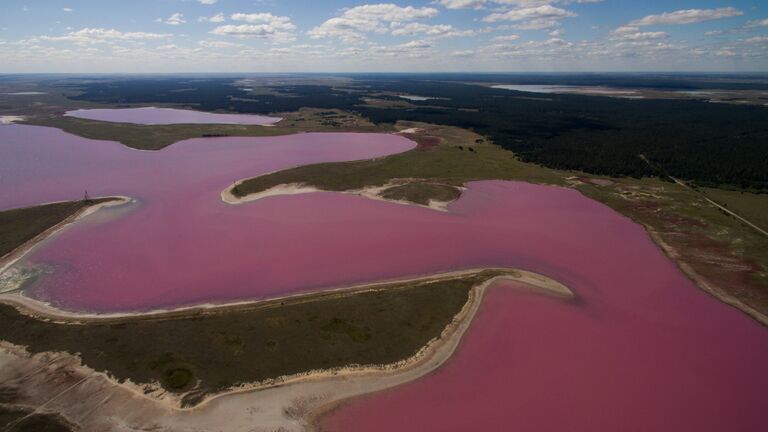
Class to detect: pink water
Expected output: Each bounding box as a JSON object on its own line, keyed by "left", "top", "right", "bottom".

{"left": 2, "top": 124, "right": 768, "bottom": 430}
{"left": 64, "top": 107, "right": 281, "bottom": 125}
{"left": 323, "top": 279, "right": 768, "bottom": 431}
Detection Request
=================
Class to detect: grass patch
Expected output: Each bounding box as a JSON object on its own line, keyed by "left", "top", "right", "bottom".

{"left": 24, "top": 108, "right": 386, "bottom": 151}
{"left": 575, "top": 176, "right": 768, "bottom": 316}
{"left": 0, "top": 199, "right": 114, "bottom": 258}
{"left": 0, "top": 272, "right": 501, "bottom": 406}
{"left": 700, "top": 188, "right": 768, "bottom": 233}
{"left": 380, "top": 182, "right": 461, "bottom": 206}
{"left": 234, "top": 122, "right": 564, "bottom": 197}
{"left": 321, "top": 317, "right": 371, "bottom": 343}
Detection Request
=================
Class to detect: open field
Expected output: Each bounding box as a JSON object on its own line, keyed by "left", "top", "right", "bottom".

{"left": 701, "top": 188, "right": 768, "bottom": 234}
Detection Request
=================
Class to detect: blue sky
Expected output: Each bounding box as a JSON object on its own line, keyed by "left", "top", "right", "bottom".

{"left": 0, "top": 1, "right": 766, "bottom": 72}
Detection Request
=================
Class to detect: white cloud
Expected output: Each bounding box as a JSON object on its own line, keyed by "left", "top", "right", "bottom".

{"left": 209, "top": 14, "right": 295, "bottom": 43}
{"left": 62, "top": 7, "right": 73, "bottom": 13}
{"left": 483, "top": 5, "right": 576, "bottom": 23}
{"left": 198, "top": 0, "right": 218, "bottom": 4}
{"left": 451, "top": 49, "right": 475, "bottom": 57}
{"left": 611, "top": 26, "right": 668, "bottom": 41}
{"left": 35, "top": 28, "right": 171, "bottom": 46}
{"left": 630, "top": 7, "right": 743, "bottom": 26}
{"left": 509, "top": 19, "right": 561, "bottom": 30}
{"left": 435, "top": 0, "right": 603, "bottom": 10}
{"left": 433, "top": 0, "right": 486, "bottom": 9}
{"left": 308, "top": 3, "right": 439, "bottom": 42}
{"left": 39, "top": 28, "right": 171, "bottom": 45}
{"left": 744, "top": 18, "right": 768, "bottom": 28}
{"left": 370, "top": 39, "right": 434, "bottom": 57}
{"left": 390, "top": 22, "right": 475, "bottom": 38}
{"left": 231, "top": 13, "right": 293, "bottom": 26}
{"left": 743, "top": 35, "right": 768, "bottom": 44}
{"left": 161, "top": 13, "right": 186, "bottom": 26}
{"left": 549, "top": 28, "right": 564, "bottom": 37}
{"left": 198, "top": 13, "right": 225, "bottom": 23}
{"left": 198, "top": 40, "right": 242, "bottom": 48}
{"left": 493, "top": 34, "right": 520, "bottom": 41}
{"left": 209, "top": 24, "right": 288, "bottom": 40}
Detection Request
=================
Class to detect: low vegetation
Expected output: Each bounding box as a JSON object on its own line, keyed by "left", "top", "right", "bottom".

{"left": 0, "top": 406, "right": 73, "bottom": 432}
{"left": 0, "top": 271, "right": 500, "bottom": 406}
{"left": 0, "top": 199, "right": 114, "bottom": 258}
{"left": 233, "top": 121, "right": 768, "bottom": 324}
{"left": 233, "top": 122, "right": 564, "bottom": 198}
{"left": 61, "top": 76, "right": 768, "bottom": 190}
{"left": 25, "top": 108, "right": 386, "bottom": 151}
{"left": 380, "top": 182, "right": 462, "bottom": 206}
{"left": 700, "top": 188, "right": 768, "bottom": 233}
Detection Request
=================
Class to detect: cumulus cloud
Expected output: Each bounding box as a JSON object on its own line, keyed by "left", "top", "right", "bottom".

{"left": 629, "top": 7, "right": 743, "bottom": 26}
{"left": 433, "top": 0, "right": 486, "bottom": 9}
{"left": 308, "top": 3, "right": 439, "bottom": 42}
{"left": 743, "top": 35, "right": 768, "bottom": 44}
{"left": 483, "top": 5, "right": 576, "bottom": 22}
{"left": 549, "top": 28, "right": 564, "bottom": 37}
{"left": 451, "top": 49, "right": 475, "bottom": 57}
{"left": 370, "top": 39, "right": 434, "bottom": 57}
{"left": 62, "top": 7, "right": 73, "bottom": 13}
{"left": 481, "top": 36, "right": 574, "bottom": 59}
{"left": 198, "top": 40, "right": 242, "bottom": 48}
{"left": 390, "top": 22, "right": 475, "bottom": 38}
{"left": 435, "top": 0, "right": 603, "bottom": 10}
{"left": 509, "top": 19, "right": 561, "bottom": 30}
{"left": 493, "top": 34, "right": 520, "bottom": 41}
{"left": 39, "top": 28, "right": 171, "bottom": 45}
{"left": 198, "top": 13, "right": 225, "bottom": 23}
{"left": 744, "top": 18, "right": 768, "bottom": 28}
{"left": 159, "top": 13, "right": 186, "bottom": 26}
{"left": 198, "top": 0, "right": 217, "bottom": 4}
{"left": 231, "top": 13, "right": 293, "bottom": 25}
{"left": 611, "top": 26, "right": 668, "bottom": 41}
{"left": 209, "top": 13, "right": 296, "bottom": 42}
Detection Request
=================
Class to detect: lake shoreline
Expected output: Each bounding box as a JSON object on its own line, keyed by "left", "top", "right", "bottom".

{"left": 0, "top": 271, "right": 573, "bottom": 431}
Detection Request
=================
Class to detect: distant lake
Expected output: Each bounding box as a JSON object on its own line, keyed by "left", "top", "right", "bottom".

{"left": 492, "top": 84, "right": 642, "bottom": 98}
{"left": 65, "top": 107, "right": 282, "bottom": 126}
{"left": 398, "top": 95, "right": 435, "bottom": 101}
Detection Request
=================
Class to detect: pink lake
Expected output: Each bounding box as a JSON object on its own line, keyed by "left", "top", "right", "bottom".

{"left": 64, "top": 107, "right": 281, "bottom": 125}
{"left": 1, "top": 123, "right": 767, "bottom": 430}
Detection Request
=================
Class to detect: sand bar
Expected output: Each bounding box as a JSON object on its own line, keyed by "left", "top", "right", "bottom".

{"left": 0, "top": 269, "right": 572, "bottom": 431}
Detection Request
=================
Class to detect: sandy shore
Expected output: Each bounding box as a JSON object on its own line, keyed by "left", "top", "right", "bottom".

{"left": 0, "top": 266, "right": 567, "bottom": 323}
{"left": 0, "top": 196, "right": 132, "bottom": 278}
{"left": 0, "top": 269, "right": 573, "bottom": 431}
{"left": 0, "top": 184, "right": 571, "bottom": 430}
{"left": 221, "top": 178, "right": 457, "bottom": 212}
{"left": 0, "top": 115, "right": 26, "bottom": 125}
{"left": 647, "top": 227, "right": 768, "bottom": 327}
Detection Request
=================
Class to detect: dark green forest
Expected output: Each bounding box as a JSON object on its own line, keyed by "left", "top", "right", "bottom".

{"left": 64, "top": 75, "right": 768, "bottom": 190}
